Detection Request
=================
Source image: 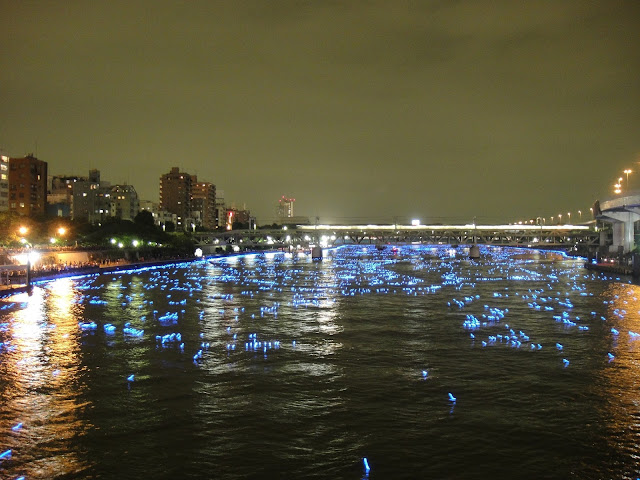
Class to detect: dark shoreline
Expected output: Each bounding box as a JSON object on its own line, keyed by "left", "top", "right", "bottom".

{"left": 583, "top": 262, "right": 633, "bottom": 277}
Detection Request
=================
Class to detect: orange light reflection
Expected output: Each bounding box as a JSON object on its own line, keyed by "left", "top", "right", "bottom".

{"left": 2, "top": 280, "right": 91, "bottom": 477}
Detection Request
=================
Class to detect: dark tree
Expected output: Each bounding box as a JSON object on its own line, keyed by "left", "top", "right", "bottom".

{"left": 134, "top": 210, "right": 155, "bottom": 227}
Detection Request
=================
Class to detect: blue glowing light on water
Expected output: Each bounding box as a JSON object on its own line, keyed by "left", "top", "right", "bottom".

{"left": 1, "top": 246, "right": 640, "bottom": 478}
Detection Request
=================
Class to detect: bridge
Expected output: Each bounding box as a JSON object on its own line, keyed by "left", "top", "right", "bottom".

{"left": 193, "top": 223, "right": 601, "bottom": 255}
{"left": 596, "top": 193, "right": 640, "bottom": 253}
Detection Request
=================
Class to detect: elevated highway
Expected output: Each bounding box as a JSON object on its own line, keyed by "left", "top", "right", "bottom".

{"left": 596, "top": 193, "right": 640, "bottom": 253}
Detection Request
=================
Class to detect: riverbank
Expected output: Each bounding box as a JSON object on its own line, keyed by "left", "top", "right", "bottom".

{"left": 0, "top": 256, "right": 199, "bottom": 296}
{"left": 584, "top": 261, "right": 634, "bottom": 277}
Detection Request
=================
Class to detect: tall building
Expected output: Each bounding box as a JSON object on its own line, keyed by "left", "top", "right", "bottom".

{"left": 71, "top": 170, "right": 112, "bottom": 224}
{"left": 48, "top": 174, "right": 87, "bottom": 217}
{"left": 0, "top": 155, "right": 9, "bottom": 212}
{"left": 9, "top": 154, "right": 48, "bottom": 216}
{"left": 226, "top": 205, "right": 254, "bottom": 230}
{"left": 111, "top": 184, "right": 139, "bottom": 221}
{"left": 215, "top": 190, "right": 226, "bottom": 230}
{"left": 159, "top": 167, "right": 192, "bottom": 230}
{"left": 191, "top": 178, "right": 216, "bottom": 230}
{"left": 277, "top": 196, "right": 295, "bottom": 219}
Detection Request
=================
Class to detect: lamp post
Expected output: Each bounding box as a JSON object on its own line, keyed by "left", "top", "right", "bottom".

{"left": 578, "top": 210, "right": 582, "bottom": 221}
{"left": 51, "top": 226, "right": 67, "bottom": 247}
{"left": 18, "top": 226, "right": 32, "bottom": 288}
{"left": 624, "top": 170, "right": 632, "bottom": 190}
{"left": 567, "top": 212, "right": 571, "bottom": 223}
{"left": 558, "top": 214, "right": 562, "bottom": 224}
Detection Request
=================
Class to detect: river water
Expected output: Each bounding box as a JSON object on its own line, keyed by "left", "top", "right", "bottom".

{"left": 1, "top": 245, "right": 640, "bottom": 479}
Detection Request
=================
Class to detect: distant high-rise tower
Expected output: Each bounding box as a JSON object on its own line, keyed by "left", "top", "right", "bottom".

{"left": 277, "top": 196, "right": 295, "bottom": 219}
{"left": 9, "top": 154, "right": 48, "bottom": 216}
{"left": 191, "top": 178, "right": 216, "bottom": 230}
{"left": 0, "top": 155, "right": 9, "bottom": 212}
{"left": 159, "top": 167, "right": 192, "bottom": 230}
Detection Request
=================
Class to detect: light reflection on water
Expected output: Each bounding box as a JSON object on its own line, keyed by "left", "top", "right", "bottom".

{"left": 1, "top": 248, "right": 640, "bottom": 478}
{"left": 1, "top": 279, "right": 90, "bottom": 478}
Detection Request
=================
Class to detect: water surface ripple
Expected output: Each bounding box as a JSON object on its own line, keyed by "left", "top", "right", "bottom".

{"left": 1, "top": 245, "right": 639, "bottom": 479}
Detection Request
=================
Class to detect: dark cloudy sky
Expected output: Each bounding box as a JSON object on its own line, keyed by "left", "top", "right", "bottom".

{"left": 1, "top": 1, "right": 639, "bottom": 224}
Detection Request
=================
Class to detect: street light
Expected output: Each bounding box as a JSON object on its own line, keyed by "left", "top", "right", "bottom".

{"left": 578, "top": 210, "right": 582, "bottom": 220}
{"left": 52, "top": 226, "right": 68, "bottom": 246}
{"left": 558, "top": 214, "right": 562, "bottom": 224}
{"left": 567, "top": 212, "right": 571, "bottom": 223}
{"left": 624, "top": 169, "right": 632, "bottom": 189}
{"left": 17, "top": 226, "right": 32, "bottom": 288}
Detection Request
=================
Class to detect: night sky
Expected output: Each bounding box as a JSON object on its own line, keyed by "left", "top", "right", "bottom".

{"left": 1, "top": 1, "right": 639, "bottom": 224}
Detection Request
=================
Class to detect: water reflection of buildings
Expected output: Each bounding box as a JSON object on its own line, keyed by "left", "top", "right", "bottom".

{"left": 2, "top": 280, "right": 89, "bottom": 477}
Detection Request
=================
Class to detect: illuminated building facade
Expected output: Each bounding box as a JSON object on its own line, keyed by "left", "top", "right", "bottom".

{"left": 160, "top": 167, "right": 192, "bottom": 230}
{"left": 215, "top": 190, "right": 226, "bottom": 230}
{"left": 8, "top": 154, "right": 48, "bottom": 216}
{"left": 0, "top": 155, "right": 9, "bottom": 212}
{"left": 191, "top": 178, "right": 216, "bottom": 230}
{"left": 277, "top": 195, "right": 295, "bottom": 218}
{"left": 226, "top": 206, "right": 254, "bottom": 230}
{"left": 72, "top": 170, "right": 112, "bottom": 223}
{"left": 48, "top": 174, "right": 86, "bottom": 217}
{"left": 111, "top": 184, "right": 139, "bottom": 221}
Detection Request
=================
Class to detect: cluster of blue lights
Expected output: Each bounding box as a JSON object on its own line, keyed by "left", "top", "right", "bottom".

{"left": 4, "top": 245, "right": 640, "bottom": 477}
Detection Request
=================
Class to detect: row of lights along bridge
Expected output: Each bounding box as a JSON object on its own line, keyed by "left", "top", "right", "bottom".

{"left": 517, "top": 166, "right": 635, "bottom": 226}
{"left": 516, "top": 209, "right": 592, "bottom": 226}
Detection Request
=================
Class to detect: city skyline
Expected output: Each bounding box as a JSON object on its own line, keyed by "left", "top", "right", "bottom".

{"left": 1, "top": 1, "right": 639, "bottom": 223}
